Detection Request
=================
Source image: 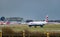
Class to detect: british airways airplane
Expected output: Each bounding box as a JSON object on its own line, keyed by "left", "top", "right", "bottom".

{"left": 27, "top": 15, "right": 48, "bottom": 28}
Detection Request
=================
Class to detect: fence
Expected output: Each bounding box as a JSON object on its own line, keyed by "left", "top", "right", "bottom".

{"left": 2, "top": 30, "right": 60, "bottom": 37}
{"left": 0, "top": 32, "right": 2, "bottom": 37}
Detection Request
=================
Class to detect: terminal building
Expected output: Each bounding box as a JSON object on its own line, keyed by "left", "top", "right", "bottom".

{"left": 0, "top": 16, "right": 23, "bottom": 22}
{"left": 6, "top": 17, "right": 23, "bottom": 22}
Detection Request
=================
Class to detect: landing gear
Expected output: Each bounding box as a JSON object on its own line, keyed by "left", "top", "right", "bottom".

{"left": 40, "top": 25, "right": 43, "bottom": 28}
{"left": 29, "top": 25, "right": 37, "bottom": 28}
{"left": 29, "top": 24, "right": 44, "bottom": 28}
{"left": 29, "top": 25, "right": 32, "bottom": 27}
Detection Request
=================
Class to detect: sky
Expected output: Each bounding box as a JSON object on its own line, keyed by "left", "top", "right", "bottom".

{"left": 0, "top": 0, "right": 60, "bottom": 20}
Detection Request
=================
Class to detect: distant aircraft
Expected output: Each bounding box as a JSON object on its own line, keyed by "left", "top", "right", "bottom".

{"left": 27, "top": 15, "right": 48, "bottom": 28}
{"left": 0, "top": 16, "right": 10, "bottom": 25}
{"left": 0, "top": 20, "right": 21, "bottom": 25}
{"left": 0, "top": 16, "right": 20, "bottom": 25}
{"left": 0, "top": 21, "right": 10, "bottom": 25}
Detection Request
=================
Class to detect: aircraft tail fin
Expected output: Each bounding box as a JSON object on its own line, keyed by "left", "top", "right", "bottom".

{"left": 45, "top": 15, "right": 48, "bottom": 22}
{"left": 6, "top": 21, "right": 10, "bottom": 24}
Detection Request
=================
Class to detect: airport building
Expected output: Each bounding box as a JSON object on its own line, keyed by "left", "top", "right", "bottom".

{"left": 6, "top": 17, "right": 23, "bottom": 22}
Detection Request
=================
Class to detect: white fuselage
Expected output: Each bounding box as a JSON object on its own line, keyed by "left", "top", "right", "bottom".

{"left": 28, "top": 21, "right": 48, "bottom": 25}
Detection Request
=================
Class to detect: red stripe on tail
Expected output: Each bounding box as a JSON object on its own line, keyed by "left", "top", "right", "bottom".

{"left": 45, "top": 15, "right": 48, "bottom": 22}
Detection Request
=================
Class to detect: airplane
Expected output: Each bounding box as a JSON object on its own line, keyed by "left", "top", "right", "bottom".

{"left": 0, "top": 21, "right": 10, "bottom": 25}
{"left": 27, "top": 15, "right": 48, "bottom": 28}
{"left": 0, "top": 16, "right": 21, "bottom": 25}
{"left": 0, "top": 21, "right": 21, "bottom": 25}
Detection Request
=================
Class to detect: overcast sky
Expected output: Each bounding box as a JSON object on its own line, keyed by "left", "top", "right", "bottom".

{"left": 0, "top": 0, "right": 60, "bottom": 20}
